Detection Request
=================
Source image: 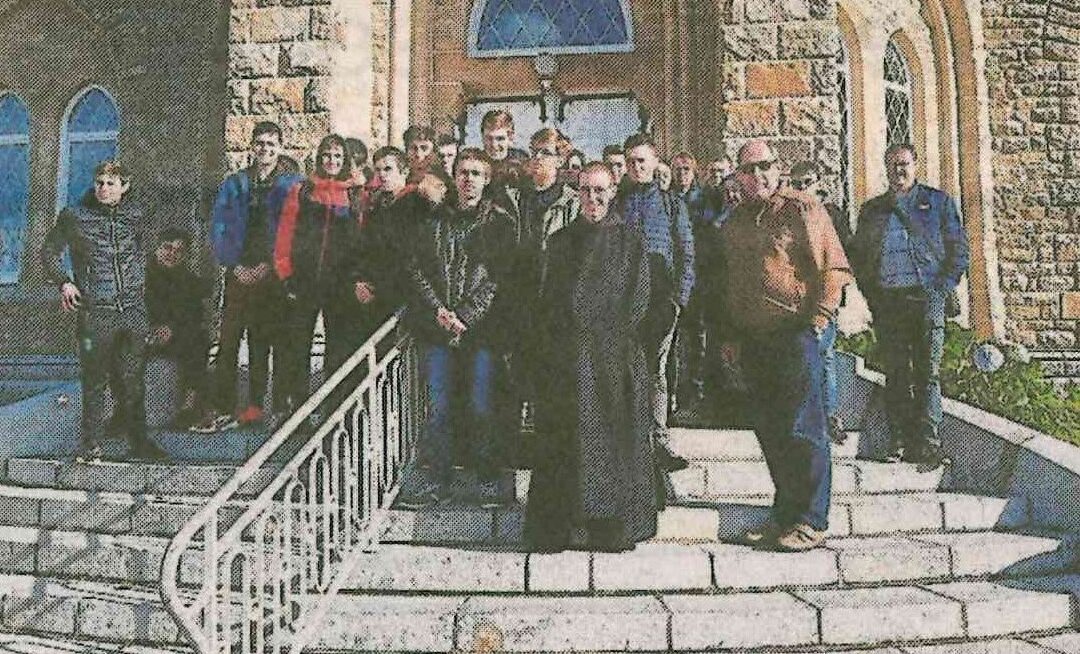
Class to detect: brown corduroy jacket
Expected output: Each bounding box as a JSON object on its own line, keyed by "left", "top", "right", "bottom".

{"left": 721, "top": 187, "right": 853, "bottom": 337}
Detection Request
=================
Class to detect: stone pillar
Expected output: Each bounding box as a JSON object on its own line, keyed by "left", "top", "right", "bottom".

{"left": 718, "top": 0, "right": 843, "bottom": 191}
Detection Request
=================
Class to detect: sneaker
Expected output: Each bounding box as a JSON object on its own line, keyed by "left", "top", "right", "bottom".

{"left": 74, "top": 443, "right": 103, "bottom": 463}
{"left": 129, "top": 440, "right": 170, "bottom": 462}
{"left": 655, "top": 445, "right": 689, "bottom": 473}
{"left": 774, "top": 523, "right": 825, "bottom": 552}
{"left": 738, "top": 521, "right": 783, "bottom": 547}
{"left": 884, "top": 442, "right": 905, "bottom": 463}
{"left": 237, "top": 405, "right": 264, "bottom": 426}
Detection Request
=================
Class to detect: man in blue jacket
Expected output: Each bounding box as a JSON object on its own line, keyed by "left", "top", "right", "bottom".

{"left": 850, "top": 143, "right": 970, "bottom": 469}
{"left": 195, "top": 121, "right": 303, "bottom": 432}
{"left": 617, "top": 133, "right": 695, "bottom": 472}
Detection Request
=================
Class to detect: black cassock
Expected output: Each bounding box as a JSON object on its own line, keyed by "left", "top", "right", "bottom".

{"left": 524, "top": 218, "right": 659, "bottom": 550}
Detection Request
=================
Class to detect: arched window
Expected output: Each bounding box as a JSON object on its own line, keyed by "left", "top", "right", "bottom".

{"left": 883, "top": 38, "right": 913, "bottom": 147}
{"left": 57, "top": 87, "right": 120, "bottom": 211}
{"left": 470, "top": 0, "right": 634, "bottom": 57}
{"left": 0, "top": 93, "right": 30, "bottom": 285}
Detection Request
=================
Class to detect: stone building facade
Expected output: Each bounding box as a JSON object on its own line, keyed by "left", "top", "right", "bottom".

{"left": 4, "top": 0, "right": 1080, "bottom": 381}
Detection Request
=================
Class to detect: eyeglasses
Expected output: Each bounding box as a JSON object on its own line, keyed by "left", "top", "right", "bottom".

{"left": 790, "top": 177, "right": 816, "bottom": 190}
{"left": 738, "top": 159, "right": 776, "bottom": 174}
{"left": 530, "top": 147, "right": 560, "bottom": 158}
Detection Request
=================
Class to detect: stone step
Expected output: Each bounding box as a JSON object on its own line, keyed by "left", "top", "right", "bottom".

{"left": 666, "top": 427, "right": 862, "bottom": 461}
{"left": 2, "top": 457, "right": 279, "bottom": 497}
{"left": 338, "top": 530, "right": 1080, "bottom": 594}
{"left": 383, "top": 492, "right": 1030, "bottom": 545}
{"left": 0, "top": 631, "right": 191, "bottom": 653}
{"left": 311, "top": 576, "right": 1080, "bottom": 652}
{"left": 671, "top": 458, "right": 950, "bottom": 499}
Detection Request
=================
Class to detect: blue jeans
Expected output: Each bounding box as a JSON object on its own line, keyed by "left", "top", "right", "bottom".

{"left": 421, "top": 344, "right": 496, "bottom": 483}
{"left": 821, "top": 319, "right": 839, "bottom": 420}
{"left": 742, "top": 322, "right": 834, "bottom": 531}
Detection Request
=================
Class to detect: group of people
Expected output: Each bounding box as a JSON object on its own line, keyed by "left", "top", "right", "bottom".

{"left": 40, "top": 106, "right": 969, "bottom": 555}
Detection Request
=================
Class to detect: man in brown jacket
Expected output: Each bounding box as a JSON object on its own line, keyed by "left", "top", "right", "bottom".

{"left": 720, "top": 140, "right": 853, "bottom": 552}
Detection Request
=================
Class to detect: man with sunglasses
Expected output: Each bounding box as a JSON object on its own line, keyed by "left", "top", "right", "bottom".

{"left": 720, "top": 140, "right": 852, "bottom": 552}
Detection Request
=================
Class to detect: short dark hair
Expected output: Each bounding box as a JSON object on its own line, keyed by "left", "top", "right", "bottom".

{"left": 481, "top": 109, "right": 514, "bottom": 134}
{"left": 454, "top": 147, "right": 494, "bottom": 177}
{"left": 789, "top": 160, "right": 820, "bottom": 178}
{"left": 157, "top": 226, "right": 193, "bottom": 245}
{"left": 622, "top": 133, "right": 658, "bottom": 155}
{"left": 671, "top": 151, "right": 697, "bottom": 167}
{"left": 372, "top": 146, "right": 406, "bottom": 172}
{"left": 884, "top": 143, "right": 918, "bottom": 162}
{"left": 94, "top": 160, "right": 131, "bottom": 182}
{"left": 403, "top": 124, "right": 436, "bottom": 147}
{"left": 436, "top": 133, "right": 459, "bottom": 147}
{"left": 252, "top": 121, "right": 282, "bottom": 143}
{"left": 345, "top": 138, "right": 368, "bottom": 166}
{"left": 314, "top": 133, "right": 352, "bottom": 181}
{"left": 601, "top": 144, "right": 624, "bottom": 159}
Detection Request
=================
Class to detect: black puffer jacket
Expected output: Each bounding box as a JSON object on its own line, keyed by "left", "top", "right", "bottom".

{"left": 41, "top": 192, "right": 148, "bottom": 312}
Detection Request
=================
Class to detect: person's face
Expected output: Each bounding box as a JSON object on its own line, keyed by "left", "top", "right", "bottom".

{"left": 625, "top": 145, "right": 659, "bottom": 185}
{"left": 320, "top": 144, "right": 346, "bottom": 178}
{"left": 251, "top": 132, "right": 282, "bottom": 170}
{"left": 438, "top": 143, "right": 458, "bottom": 177}
{"left": 529, "top": 140, "right": 562, "bottom": 187}
{"left": 705, "top": 160, "right": 733, "bottom": 188}
{"left": 736, "top": 148, "right": 780, "bottom": 201}
{"left": 672, "top": 159, "right": 696, "bottom": 191}
{"left": 94, "top": 174, "right": 130, "bottom": 206}
{"left": 790, "top": 172, "right": 819, "bottom": 195}
{"left": 374, "top": 155, "right": 407, "bottom": 193}
{"left": 579, "top": 169, "right": 616, "bottom": 223}
{"left": 482, "top": 127, "right": 513, "bottom": 161}
{"left": 886, "top": 148, "right": 917, "bottom": 193}
{"left": 155, "top": 238, "right": 187, "bottom": 269}
{"left": 455, "top": 159, "right": 490, "bottom": 207}
{"left": 655, "top": 163, "right": 672, "bottom": 191}
{"left": 604, "top": 154, "right": 626, "bottom": 181}
{"left": 566, "top": 154, "right": 584, "bottom": 172}
{"left": 350, "top": 163, "right": 367, "bottom": 186}
{"left": 407, "top": 139, "right": 435, "bottom": 167}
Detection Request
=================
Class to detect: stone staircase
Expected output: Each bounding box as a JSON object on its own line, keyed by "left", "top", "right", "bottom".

{"left": 0, "top": 428, "right": 1078, "bottom": 652}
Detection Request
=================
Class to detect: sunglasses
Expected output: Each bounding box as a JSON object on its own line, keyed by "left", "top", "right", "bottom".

{"left": 738, "top": 159, "right": 776, "bottom": 174}
{"left": 790, "top": 178, "right": 816, "bottom": 190}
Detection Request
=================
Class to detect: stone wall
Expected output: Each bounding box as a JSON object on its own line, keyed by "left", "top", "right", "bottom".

{"left": 718, "top": 0, "right": 844, "bottom": 197}
{"left": 984, "top": 0, "right": 1080, "bottom": 362}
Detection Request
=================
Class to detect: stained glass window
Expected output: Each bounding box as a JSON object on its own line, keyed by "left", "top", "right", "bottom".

{"left": 471, "top": 0, "right": 634, "bottom": 57}
{"left": 884, "top": 39, "right": 912, "bottom": 147}
{"left": 59, "top": 87, "right": 119, "bottom": 209}
{"left": 0, "top": 93, "right": 30, "bottom": 285}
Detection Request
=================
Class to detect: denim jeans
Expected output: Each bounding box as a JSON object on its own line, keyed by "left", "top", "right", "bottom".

{"left": 875, "top": 288, "right": 946, "bottom": 449}
{"left": 421, "top": 344, "right": 496, "bottom": 483}
{"left": 742, "top": 322, "right": 834, "bottom": 531}
{"left": 821, "top": 318, "right": 839, "bottom": 420}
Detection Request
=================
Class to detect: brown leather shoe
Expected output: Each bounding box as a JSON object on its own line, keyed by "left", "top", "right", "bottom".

{"left": 775, "top": 524, "right": 825, "bottom": 552}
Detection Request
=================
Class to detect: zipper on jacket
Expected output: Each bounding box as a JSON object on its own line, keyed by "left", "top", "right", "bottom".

{"left": 108, "top": 208, "right": 125, "bottom": 312}
{"left": 317, "top": 207, "right": 331, "bottom": 280}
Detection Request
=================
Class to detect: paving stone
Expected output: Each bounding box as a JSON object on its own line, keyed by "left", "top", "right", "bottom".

{"left": 2, "top": 591, "right": 77, "bottom": 636}
{"left": 40, "top": 497, "right": 133, "bottom": 534}
{"left": 664, "top": 592, "right": 818, "bottom": 649}
{"left": 314, "top": 595, "right": 462, "bottom": 652}
{"left": 912, "top": 531, "right": 1074, "bottom": 577}
{"left": 381, "top": 506, "right": 494, "bottom": 544}
{"left": 941, "top": 494, "right": 1029, "bottom": 531}
{"left": 527, "top": 551, "right": 590, "bottom": 592}
{"left": 795, "top": 586, "right": 964, "bottom": 645}
{"left": 0, "top": 542, "right": 35, "bottom": 574}
{"left": 1036, "top": 632, "right": 1080, "bottom": 653}
{"left": 36, "top": 534, "right": 162, "bottom": 584}
{"left": 129, "top": 501, "right": 202, "bottom": 536}
{"left": 4, "top": 459, "right": 58, "bottom": 487}
{"left": 667, "top": 465, "right": 707, "bottom": 497}
{"left": 829, "top": 536, "right": 951, "bottom": 583}
{"left": 76, "top": 596, "right": 179, "bottom": 644}
{"left": 654, "top": 505, "right": 719, "bottom": 541}
{"left": 0, "top": 495, "right": 40, "bottom": 527}
{"left": 924, "top": 579, "right": 1074, "bottom": 637}
{"left": 702, "top": 461, "right": 776, "bottom": 496}
{"left": 456, "top": 595, "right": 668, "bottom": 652}
{"left": 55, "top": 462, "right": 153, "bottom": 493}
{"left": 708, "top": 543, "right": 839, "bottom": 589}
{"left": 846, "top": 494, "right": 944, "bottom": 534}
{"left": 905, "top": 640, "right": 1061, "bottom": 653}
{"left": 343, "top": 545, "right": 525, "bottom": 592}
{"left": 591, "top": 543, "right": 711, "bottom": 591}
{"left": 853, "top": 460, "right": 948, "bottom": 494}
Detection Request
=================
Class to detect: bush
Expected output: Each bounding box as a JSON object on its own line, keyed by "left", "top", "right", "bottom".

{"left": 838, "top": 323, "right": 1080, "bottom": 446}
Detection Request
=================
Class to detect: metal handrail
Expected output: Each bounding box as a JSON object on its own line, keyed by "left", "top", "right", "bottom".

{"left": 160, "top": 313, "right": 419, "bottom": 653}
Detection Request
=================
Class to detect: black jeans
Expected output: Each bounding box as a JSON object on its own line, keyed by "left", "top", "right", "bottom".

{"left": 78, "top": 306, "right": 149, "bottom": 446}
{"left": 214, "top": 275, "right": 284, "bottom": 413}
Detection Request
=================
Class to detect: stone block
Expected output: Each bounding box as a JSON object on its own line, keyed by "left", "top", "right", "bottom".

{"left": 282, "top": 41, "right": 333, "bottom": 75}
{"left": 310, "top": 6, "right": 338, "bottom": 40}
{"left": 853, "top": 460, "right": 947, "bottom": 494}
{"left": 723, "top": 24, "right": 778, "bottom": 60}
{"left": 708, "top": 543, "right": 839, "bottom": 589}
{"left": 1037, "top": 632, "right": 1080, "bottom": 652}
{"left": 846, "top": 494, "right": 943, "bottom": 535}
{"left": 924, "top": 579, "right": 1075, "bottom": 637}
{"left": 592, "top": 543, "right": 711, "bottom": 591}
{"left": 665, "top": 592, "right": 818, "bottom": 649}
{"left": 40, "top": 497, "right": 132, "bottom": 533}
{"left": 829, "top": 536, "right": 950, "bottom": 583}
{"left": 667, "top": 465, "right": 707, "bottom": 498}
{"left": 907, "top": 640, "right": 1061, "bottom": 653}
{"left": 702, "top": 460, "right": 774, "bottom": 496}
{"left": 314, "top": 595, "right": 462, "bottom": 652}
{"left": 654, "top": 506, "right": 719, "bottom": 542}
{"left": 0, "top": 541, "right": 35, "bottom": 574}
{"left": 304, "top": 77, "right": 330, "bottom": 112}
{"left": 3, "top": 592, "right": 77, "bottom": 635}
{"left": 941, "top": 494, "right": 1029, "bottom": 531}
{"left": 1062, "top": 291, "right": 1080, "bottom": 319}
{"left": 56, "top": 462, "right": 153, "bottom": 494}
{"left": 37, "top": 536, "right": 161, "bottom": 584}
{"left": 0, "top": 494, "right": 40, "bottom": 527}
{"left": 724, "top": 100, "right": 781, "bottom": 138}
{"left": 228, "top": 43, "right": 278, "bottom": 78}
{"left": 667, "top": 428, "right": 760, "bottom": 460}
{"left": 744, "top": 0, "right": 811, "bottom": 22}
{"left": 5, "top": 459, "right": 58, "bottom": 486}
{"left": 381, "top": 506, "right": 494, "bottom": 544}
{"left": 343, "top": 544, "right": 525, "bottom": 592}
{"left": 250, "top": 78, "right": 308, "bottom": 114}
{"left": 778, "top": 21, "right": 839, "bottom": 58}
{"left": 794, "top": 586, "right": 963, "bottom": 645}
{"left": 229, "top": 10, "right": 250, "bottom": 43}
{"left": 527, "top": 550, "right": 590, "bottom": 592}
{"left": 278, "top": 112, "right": 333, "bottom": 151}
{"left": 456, "top": 595, "right": 669, "bottom": 653}
{"left": 129, "top": 501, "right": 200, "bottom": 536}
{"left": 228, "top": 79, "right": 249, "bottom": 115}
{"left": 250, "top": 7, "right": 309, "bottom": 43}
{"left": 76, "top": 597, "right": 179, "bottom": 644}
{"left": 781, "top": 97, "right": 839, "bottom": 135}
{"left": 747, "top": 62, "right": 813, "bottom": 98}
{"left": 913, "top": 531, "right": 1074, "bottom": 577}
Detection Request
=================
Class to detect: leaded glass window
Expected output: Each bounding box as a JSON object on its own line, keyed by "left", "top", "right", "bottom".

{"left": 58, "top": 87, "right": 120, "bottom": 210}
{"left": 470, "top": 0, "right": 634, "bottom": 57}
{"left": 0, "top": 93, "right": 30, "bottom": 285}
{"left": 884, "top": 39, "right": 912, "bottom": 147}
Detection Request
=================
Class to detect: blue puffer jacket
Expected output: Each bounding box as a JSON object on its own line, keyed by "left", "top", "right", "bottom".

{"left": 41, "top": 192, "right": 147, "bottom": 312}
{"left": 617, "top": 181, "right": 696, "bottom": 307}
{"left": 851, "top": 182, "right": 970, "bottom": 309}
{"left": 210, "top": 165, "right": 304, "bottom": 267}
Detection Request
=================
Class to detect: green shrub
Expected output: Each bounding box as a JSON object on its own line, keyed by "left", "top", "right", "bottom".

{"left": 837, "top": 324, "right": 1080, "bottom": 446}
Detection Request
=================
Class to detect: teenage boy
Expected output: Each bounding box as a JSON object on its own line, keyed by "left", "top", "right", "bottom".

{"left": 198, "top": 121, "right": 303, "bottom": 432}
{"left": 41, "top": 161, "right": 168, "bottom": 461}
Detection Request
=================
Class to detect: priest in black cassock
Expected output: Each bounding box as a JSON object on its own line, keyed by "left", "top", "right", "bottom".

{"left": 524, "top": 161, "right": 659, "bottom": 553}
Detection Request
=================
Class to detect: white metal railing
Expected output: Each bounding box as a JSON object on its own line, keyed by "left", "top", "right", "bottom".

{"left": 160, "top": 313, "right": 420, "bottom": 653}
